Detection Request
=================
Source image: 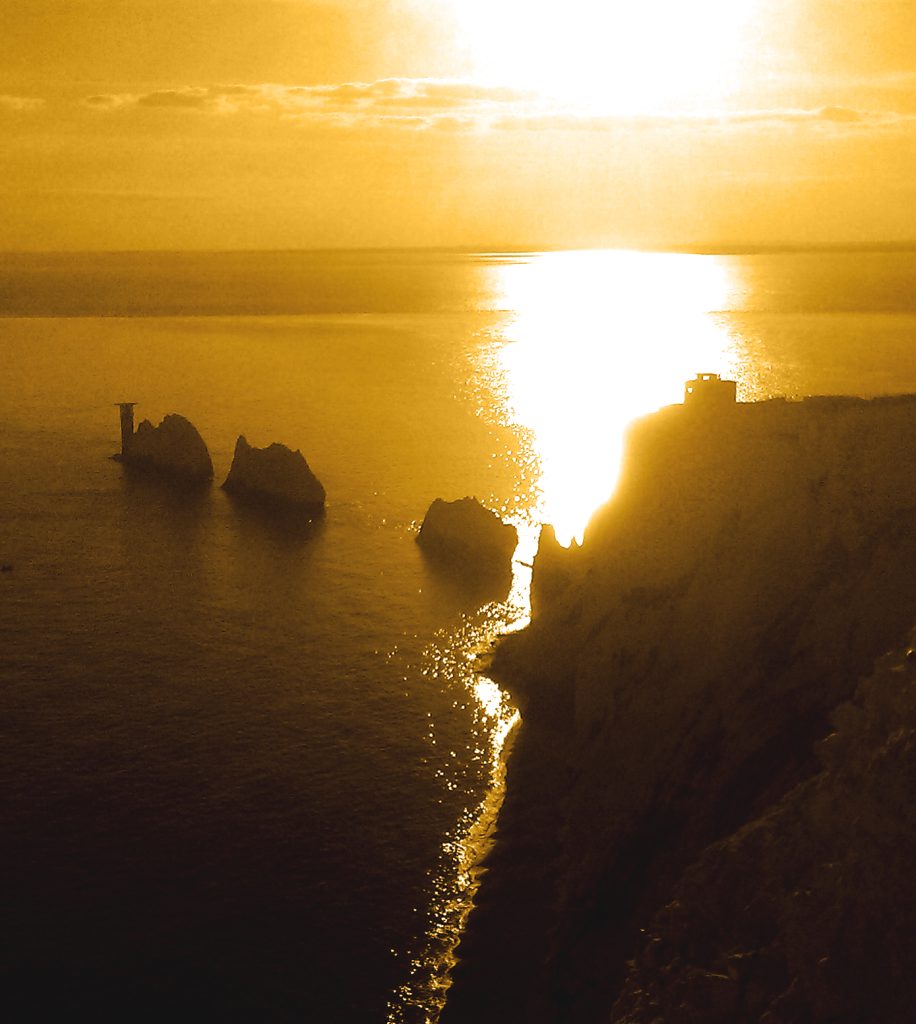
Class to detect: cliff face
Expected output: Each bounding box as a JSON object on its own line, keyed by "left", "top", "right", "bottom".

{"left": 443, "top": 396, "right": 916, "bottom": 1023}
{"left": 612, "top": 631, "right": 916, "bottom": 1024}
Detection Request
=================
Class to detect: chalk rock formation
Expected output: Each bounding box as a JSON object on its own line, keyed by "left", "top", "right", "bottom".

{"left": 612, "top": 629, "right": 916, "bottom": 1024}
{"left": 443, "top": 394, "right": 916, "bottom": 1024}
{"left": 222, "top": 436, "right": 325, "bottom": 512}
{"left": 529, "top": 523, "right": 579, "bottom": 624}
{"left": 120, "top": 413, "right": 213, "bottom": 482}
{"left": 417, "top": 497, "right": 518, "bottom": 574}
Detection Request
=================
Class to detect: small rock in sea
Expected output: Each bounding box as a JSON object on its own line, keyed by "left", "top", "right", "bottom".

{"left": 417, "top": 497, "right": 518, "bottom": 574}
{"left": 222, "top": 435, "right": 326, "bottom": 512}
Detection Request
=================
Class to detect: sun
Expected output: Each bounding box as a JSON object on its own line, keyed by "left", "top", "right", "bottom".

{"left": 492, "top": 250, "right": 739, "bottom": 545}
{"left": 439, "top": 0, "right": 759, "bottom": 114}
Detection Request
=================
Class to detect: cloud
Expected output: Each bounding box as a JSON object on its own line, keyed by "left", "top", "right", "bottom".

{"left": 84, "top": 94, "right": 136, "bottom": 110}
{"left": 815, "top": 105, "right": 864, "bottom": 123}
{"left": 79, "top": 80, "right": 916, "bottom": 135}
{"left": 136, "top": 89, "right": 213, "bottom": 109}
{"left": 721, "top": 106, "right": 865, "bottom": 125}
{"left": 80, "top": 78, "right": 541, "bottom": 128}
{"left": 708, "top": 106, "right": 914, "bottom": 130}
{"left": 0, "top": 94, "right": 45, "bottom": 112}
{"left": 496, "top": 106, "right": 914, "bottom": 133}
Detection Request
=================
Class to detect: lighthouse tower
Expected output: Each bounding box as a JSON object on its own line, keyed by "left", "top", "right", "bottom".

{"left": 115, "top": 402, "right": 137, "bottom": 458}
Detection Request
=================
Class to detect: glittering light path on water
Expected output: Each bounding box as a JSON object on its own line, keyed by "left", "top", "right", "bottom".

{"left": 386, "top": 536, "right": 533, "bottom": 1024}
{"left": 390, "top": 250, "right": 752, "bottom": 1019}
{"left": 492, "top": 249, "right": 744, "bottom": 544}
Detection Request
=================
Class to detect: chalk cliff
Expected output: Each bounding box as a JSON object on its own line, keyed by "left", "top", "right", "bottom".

{"left": 417, "top": 497, "right": 518, "bottom": 575}
{"left": 612, "top": 630, "right": 916, "bottom": 1024}
{"left": 222, "top": 436, "right": 326, "bottom": 512}
{"left": 118, "top": 413, "right": 213, "bottom": 482}
{"left": 442, "top": 395, "right": 916, "bottom": 1024}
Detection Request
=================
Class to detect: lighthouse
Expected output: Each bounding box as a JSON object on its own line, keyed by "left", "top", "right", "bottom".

{"left": 115, "top": 402, "right": 137, "bottom": 458}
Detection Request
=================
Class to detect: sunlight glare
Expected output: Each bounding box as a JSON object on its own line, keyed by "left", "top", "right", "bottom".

{"left": 439, "top": 0, "right": 759, "bottom": 113}
{"left": 491, "top": 250, "right": 740, "bottom": 545}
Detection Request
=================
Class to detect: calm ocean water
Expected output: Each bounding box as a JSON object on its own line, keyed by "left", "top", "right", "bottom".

{"left": 2, "top": 249, "right": 916, "bottom": 1022}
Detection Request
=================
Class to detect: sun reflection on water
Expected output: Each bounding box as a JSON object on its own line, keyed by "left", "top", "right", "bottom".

{"left": 390, "top": 250, "right": 745, "bottom": 1021}
{"left": 387, "top": 601, "right": 522, "bottom": 1024}
{"left": 492, "top": 249, "right": 741, "bottom": 544}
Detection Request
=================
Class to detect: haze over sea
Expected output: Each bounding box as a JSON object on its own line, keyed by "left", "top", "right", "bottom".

{"left": 2, "top": 248, "right": 916, "bottom": 1023}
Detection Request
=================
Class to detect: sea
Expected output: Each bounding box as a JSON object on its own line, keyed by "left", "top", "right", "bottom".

{"left": 2, "top": 248, "right": 916, "bottom": 1023}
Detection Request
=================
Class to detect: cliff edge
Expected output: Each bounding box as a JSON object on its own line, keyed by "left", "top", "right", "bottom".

{"left": 442, "top": 395, "right": 916, "bottom": 1023}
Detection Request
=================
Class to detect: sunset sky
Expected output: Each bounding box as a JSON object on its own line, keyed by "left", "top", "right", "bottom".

{"left": 2, "top": 0, "right": 915, "bottom": 251}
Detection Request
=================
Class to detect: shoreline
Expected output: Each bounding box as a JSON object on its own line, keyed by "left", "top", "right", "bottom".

{"left": 442, "top": 393, "right": 916, "bottom": 1022}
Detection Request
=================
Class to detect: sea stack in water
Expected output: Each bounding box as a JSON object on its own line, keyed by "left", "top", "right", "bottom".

{"left": 222, "top": 436, "right": 326, "bottom": 513}
{"left": 114, "top": 404, "right": 213, "bottom": 482}
{"left": 417, "top": 497, "right": 517, "bottom": 574}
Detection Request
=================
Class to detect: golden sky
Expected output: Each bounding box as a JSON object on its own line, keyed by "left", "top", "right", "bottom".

{"left": 2, "top": 0, "right": 915, "bottom": 250}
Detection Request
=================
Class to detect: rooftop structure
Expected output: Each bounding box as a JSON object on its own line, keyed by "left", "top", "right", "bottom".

{"left": 684, "top": 373, "right": 737, "bottom": 409}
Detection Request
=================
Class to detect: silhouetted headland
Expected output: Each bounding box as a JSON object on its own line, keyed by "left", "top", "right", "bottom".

{"left": 417, "top": 497, "right": 518, "bottom": 577}
{"left": 442, "top": 387, "right": 916, "bottom": 1024}
{"left": 112, "top": 404, "right": 213, "bottom": 483}
{"left": 221, "top": 436, "right": 326, "bottom": 514}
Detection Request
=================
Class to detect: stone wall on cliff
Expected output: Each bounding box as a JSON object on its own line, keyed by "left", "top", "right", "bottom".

{"left": 443, "top": 395, "right": 916, "bottom": 1023}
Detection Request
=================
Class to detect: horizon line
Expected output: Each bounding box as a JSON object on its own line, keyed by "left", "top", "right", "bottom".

{"left": 3, "top": 240, "right": 916, "bottom": 258}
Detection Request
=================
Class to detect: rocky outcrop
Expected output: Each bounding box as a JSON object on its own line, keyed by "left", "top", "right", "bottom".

{"left": 417, "top": 498, "right": 518, "bottom": 575}
{"left": 612, "top": 632, "right": 916, "bottom": 1024}
{"left": 118, "top": 413, "right": 213, "bottom": 482}
{"left": 221, "top": 436, "right": 325, "bottom": 512}
{"left": 442, "top": 395, "right": 916, "bottom": 1023}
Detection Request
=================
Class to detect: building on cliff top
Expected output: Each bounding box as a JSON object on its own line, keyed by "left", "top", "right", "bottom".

{"left": 684, "top": 372, "right": 737, "bottom": 409}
